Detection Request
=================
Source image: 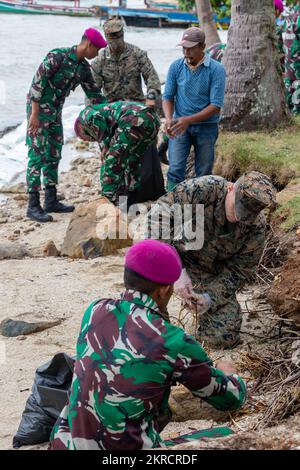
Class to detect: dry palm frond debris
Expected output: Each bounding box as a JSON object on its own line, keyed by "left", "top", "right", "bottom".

{"left": 256, "top": 225, "right": 293, "bottom": 284}
{"left": 235, "top": 330, "right": 300, "bottom": 430}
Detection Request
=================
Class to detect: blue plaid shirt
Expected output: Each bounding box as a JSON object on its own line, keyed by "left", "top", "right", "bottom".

{"left": 163, "top": 54, "right": 226, "bottom": 124}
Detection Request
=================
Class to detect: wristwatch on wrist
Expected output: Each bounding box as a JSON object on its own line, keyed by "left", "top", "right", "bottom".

{"left": 146, "top": 91, "right": 157, "bottom": 107}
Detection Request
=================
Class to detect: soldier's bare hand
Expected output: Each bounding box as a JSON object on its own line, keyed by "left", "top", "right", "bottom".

{"left": 28, "top": 114, "right": 40, "bottom": 136}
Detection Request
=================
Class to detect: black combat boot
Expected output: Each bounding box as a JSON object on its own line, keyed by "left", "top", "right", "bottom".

{"left": 44, "top": 186, "right": 74, "bottom": 213}
{"left": 26, "top": 191, "right": 53, "bottom": 223}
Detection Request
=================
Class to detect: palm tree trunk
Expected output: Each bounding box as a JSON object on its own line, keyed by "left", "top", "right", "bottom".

{"left": 195, "top": 0, "right": 221, "bottom": 47}
{"left": 221, "top": 0, "right": 289, "bottom": 130}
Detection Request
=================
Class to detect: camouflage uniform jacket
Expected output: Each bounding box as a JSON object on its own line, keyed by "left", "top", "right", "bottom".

{"left": 91, "top": 42, "right": 161, "bottom": 102}
{"left": 27, "top": 46, "right": 105, "bottom": 121}
{"left": 50, "top": 290, "right": 246, "bottom": 450}
{"left": 78, "top": 101, "right": 160, "bottom": 147}
{"left": 147, "top": 176, "right": 266, "bottom": 311}
{"left": 282, "top": 4, "right": 300, "bottom": 113}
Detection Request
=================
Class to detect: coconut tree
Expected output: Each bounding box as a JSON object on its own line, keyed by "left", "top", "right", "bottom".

{"left": 195, "top": 0, "right": 221, "bottom": 47}
{"left": 221, "top": 0, "right": 289, "bottom": 130}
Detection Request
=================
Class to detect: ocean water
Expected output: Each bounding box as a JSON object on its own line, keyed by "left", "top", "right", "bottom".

{"left": 0, "top": 6, "right": 227, "bottom": 189}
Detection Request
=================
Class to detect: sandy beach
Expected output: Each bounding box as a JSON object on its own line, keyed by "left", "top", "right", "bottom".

{"left": 1, "top": 138, "right": 299, "bottom": 451}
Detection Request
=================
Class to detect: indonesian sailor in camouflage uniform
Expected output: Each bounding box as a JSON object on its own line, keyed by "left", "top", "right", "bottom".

{"left": 206, "top": 1, "right": 290, "bottom": 102}
{"left": 50, "top": 239, "right": 246, "bottom": 450}
{"left": 74, "top": 99, "right": 160, "bottom": 205}
{"left": 90, "top": 17, "right": 161, "bottom": 103}
{"left": 146, "top": 172, "right": 276, "bottom": 349}
{"left": 282, "top": 2, "right": 300, "bottom": 114}
{"left": 26, "top": 28, "right": 107, "bottom": 223}
{"left": 207, "top": 1, "right": 284, "bottom": 64}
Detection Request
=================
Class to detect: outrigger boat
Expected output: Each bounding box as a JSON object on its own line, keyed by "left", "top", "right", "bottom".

{"left": 0, "top": 0, "right": 95, "bottom": 16}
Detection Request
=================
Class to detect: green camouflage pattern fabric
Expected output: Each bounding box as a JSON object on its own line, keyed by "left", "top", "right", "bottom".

{"left": 26, "top": 113, "right": 63, "bottom": 190}
{"left": 282, "top": 5, "right": 300, "bottom": 114}
{"left": 146, "top": 175, "right": 267, "bottom": 348}
{"left": 50, "top": 290, "right": 246, "bottom": 450}
{"left": 78, "top": 101, "right": 160, "bottom": 202}
{"left": 91, "top": 42, "right": 161, "bottom": 102}
{"left": 164, "top": 426, "right": 234, "bottom": 446}
{"left": 26, "top": 46, "right": 105, "bottom": 191}
{"left": 206, "top": 42, "right": 226, "bottom": 63}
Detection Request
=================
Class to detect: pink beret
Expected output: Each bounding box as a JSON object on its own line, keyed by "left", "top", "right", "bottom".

{"left": 125, "top": 240, "right": 182, "bottom": 285}
{"left": 84, "top": 28, "right": 107, "bottom": 49}
{"left": 274, "top": 0, "right": 284, "bottom": 13}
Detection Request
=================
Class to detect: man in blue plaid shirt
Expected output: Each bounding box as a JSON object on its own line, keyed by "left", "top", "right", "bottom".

{"left": 163, "top": 27, "right": 226, "bottom": 191}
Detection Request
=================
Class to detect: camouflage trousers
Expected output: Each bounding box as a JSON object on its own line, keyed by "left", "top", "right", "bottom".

{"left": 163, "top": 426, "right": 233, "bottom": 447}
{"left": 100, "top": 110, "right": 160, "bottom": 203}
{"left": 206, "top": 41, "right": 300, "bottom": 114}
{"left": 284, "top": 76, "right": 300, "bottom": 114}
{"left": 26, "top": 114, "right": 63, "bottom": 192}
{"left": 188, "top": 269, "right": 242, "bottom": 349}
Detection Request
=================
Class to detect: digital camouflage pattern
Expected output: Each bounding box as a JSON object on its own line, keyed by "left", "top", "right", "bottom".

{"left": 282, "top": 4, "right": 300, "bottom": 114}
{"left": 91, "top": 42, "right": 161, "bottom": 102}
{"left": 146, "top": 175, "right": 268, "bottom": 348}
{"left": 103, "top": 17, "right": 124, "bottom": 34}
{"left": 26, "top": 46, "right": 105, "bottom": 191}
{"left": 50, "top": 290, "right": 246, "bottom": 450}
{"left": 234, "top": 171, "right": 276, "bottom": 223}
{"left": 78, "top": 101, "right": 160, "bottom": 202}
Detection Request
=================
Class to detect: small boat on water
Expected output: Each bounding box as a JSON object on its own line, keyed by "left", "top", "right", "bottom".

{"left": 0, "top": 0, "right": 95, "bottom": 16}
{"left": 99, "top": 0, "right": 230, "bottom": 29}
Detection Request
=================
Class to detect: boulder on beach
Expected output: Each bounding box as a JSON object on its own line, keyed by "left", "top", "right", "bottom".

{"left": 43, "top": 240, "right": 60, "bottom": 257}
{"left": 0, "top": 242, "right": 29, "bottom": 260}
{"left": 0, "top": 318, "right": 63, "bottom": 337}
{"left": 60, "top": 197, "right": 132, "bottom": 259}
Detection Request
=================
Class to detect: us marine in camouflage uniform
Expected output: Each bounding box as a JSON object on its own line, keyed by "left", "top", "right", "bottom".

{"left": 282, "top": 3, "right": 300, "bottom": 114}
{"left": 146, "top": 172, "right": 276, "bottom": 349}
{"left": 91, "top": 18, "right": 161, "bottom": 103}
{"left": 26, "top": 28, "right": 107, "bottom": 223}
{"left": 50, "top": 240, "right": 246, "bottom": 450}
{"left": 75, "top": 100, "right": 160, "bottom": 204}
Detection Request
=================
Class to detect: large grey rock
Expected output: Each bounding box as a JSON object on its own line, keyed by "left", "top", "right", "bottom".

{"left": 60, "top": 197, "right": 131, "bottom": 259}
{"left": 0, "top": 318, "right": 62, "bottom": 337}
{"left": 0, "top": 242, "right": 29, "bottom": 260}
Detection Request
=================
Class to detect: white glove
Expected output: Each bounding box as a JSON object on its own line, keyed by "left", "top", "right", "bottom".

{"left": 194, "top": 293, "right": 211, "bottom": 315}
{"left": 174, "top": 269, "right": 211, "bottom": 315}
{"left": 174, "top": 269, "right": 194, "bottom": 304}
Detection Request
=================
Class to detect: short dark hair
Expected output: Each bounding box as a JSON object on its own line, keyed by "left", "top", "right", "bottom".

{"left": 81, "top": 34, "right": 87, "bottom": 42}
{"left": 124, "top": 267, "right": 165, "bottom": 295}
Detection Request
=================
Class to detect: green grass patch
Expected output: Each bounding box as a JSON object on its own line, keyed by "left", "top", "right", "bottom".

{"left": 273, "top": 195, "right": 300, "bottom": 230}
{"left": 214, "top": 116, "right": 300, "bottom": 188}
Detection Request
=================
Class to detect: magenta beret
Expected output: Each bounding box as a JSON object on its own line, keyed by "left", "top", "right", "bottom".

{"left": 125, "top": 240, "right": 182, "bottom": 285}
{"left": 273, "top": 0, "right": 284, "bottom": 13}
{"left": 84, "top": 28, "right": 107, "bottom": 49}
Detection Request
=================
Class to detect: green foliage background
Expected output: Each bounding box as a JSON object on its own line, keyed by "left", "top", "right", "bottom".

{"left": 178, "top": 1, "right": 298, "bottom": 16}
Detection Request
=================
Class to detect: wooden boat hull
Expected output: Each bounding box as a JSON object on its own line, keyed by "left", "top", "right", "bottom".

{"left": 0, "top": 1, "right": 94, "bottom": 16}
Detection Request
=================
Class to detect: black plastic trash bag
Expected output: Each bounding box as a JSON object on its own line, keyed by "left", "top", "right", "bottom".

{"left": 13, "top": 352, "right": 74, "bottom": 448}
{"left": 128, "top": 143, "right": 166, "bottom": 207}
